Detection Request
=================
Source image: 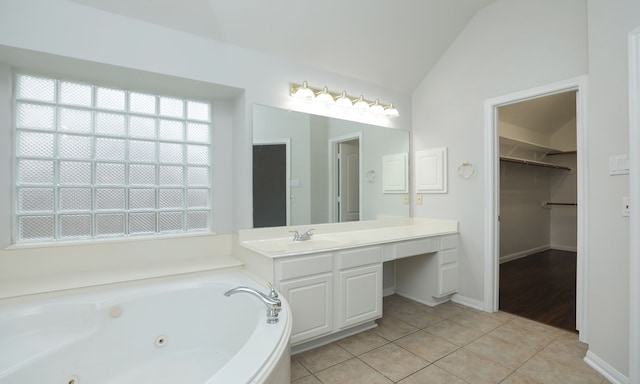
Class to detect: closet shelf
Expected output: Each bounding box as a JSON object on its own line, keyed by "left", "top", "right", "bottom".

{"left": 499, "top": 155, "right": 571, "bottom": 171}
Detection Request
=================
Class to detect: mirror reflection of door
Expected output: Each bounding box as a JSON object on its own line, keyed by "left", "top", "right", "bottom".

{"left": 336, "top": 139, "right": 360, "bottom": 222}
{"left": 253, "top": 144, "right": 287, "bottom": 227}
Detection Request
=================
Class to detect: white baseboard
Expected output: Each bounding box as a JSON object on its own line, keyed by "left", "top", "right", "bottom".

{"left": 383, "top": 287, "right": 395, "bottom": 297}
{"left": 584, "top": 350, "right": 629, "bottom": 384}
{"left": 550, "top": 244, "right": 578, "bottom": 252}
{"left": 291, "top": 321, "right": 378, "bottom": 355}
{"left": 451, "top": 294, "right": 485, "bottom": 311}
{"left": 500, "top": 245, "right": 551, "bottom": 263}
{"left": 395, "top": 291, "right": 451, "bottom": 307}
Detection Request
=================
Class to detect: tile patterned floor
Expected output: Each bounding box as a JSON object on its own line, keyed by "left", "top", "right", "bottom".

{"left": 290, "top": 295, "right": 607, "bottom": 384}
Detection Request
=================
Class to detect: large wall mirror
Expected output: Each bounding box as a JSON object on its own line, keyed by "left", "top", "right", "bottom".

{"left": 252, "top": 104, "right": 410, "bottom": 228}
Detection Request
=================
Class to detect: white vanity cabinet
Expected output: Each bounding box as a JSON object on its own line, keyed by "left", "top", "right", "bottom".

{"left": 275, "top": 246, "right": 383, "bottom": 346}
{"left": 276, "top": 253, "right": 334, "bottom": 344}
{"left": 238, "top": 218, "right": 459, "bottom": 349}
{"left": 336, "top": 246, "right": 383, "bottom": 330}
{"left": 394, "top": 234, "right": 459, "bottom": 306}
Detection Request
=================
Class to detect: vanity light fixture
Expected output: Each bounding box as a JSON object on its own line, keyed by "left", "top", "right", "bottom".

{"left": 335, "top": 91, "right": 353, "bottom": 108}
{"left": 289, "top": 81, "right": 399, "bottom": 117}
{"left": 353, "top": 95, "right": 370, "bottom": 111}
{"left": 292, "top": 81, "right": 315, "bottom": 100}
{"left": 385, "top": 103, "right": 400, "bottom": 117}
{"left": 369, "top": 99, "right": 385, "bottom": 115}
{"left": 315, "top": 86, "right": 334, "bottom": 104}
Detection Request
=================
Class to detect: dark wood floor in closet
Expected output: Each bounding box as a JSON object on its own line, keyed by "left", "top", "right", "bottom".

{"left": 499, "top": 249, "right": 577, "bottom": 332}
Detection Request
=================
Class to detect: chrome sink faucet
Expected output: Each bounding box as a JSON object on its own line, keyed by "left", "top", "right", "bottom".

{"left": 290, "top": 228, "right": 314, "bottom": 241}
{"left": 224, "top": 286, "right": 282, "bottom": 324}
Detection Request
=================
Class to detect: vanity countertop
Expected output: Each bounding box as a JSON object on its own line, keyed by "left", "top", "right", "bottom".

{"left": 239, "top": 218, "right": 458, "bottom": 258}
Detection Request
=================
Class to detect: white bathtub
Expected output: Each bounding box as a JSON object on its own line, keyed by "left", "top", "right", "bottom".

{"left": 0, "top": 269, "right": 292, "bottom": 384}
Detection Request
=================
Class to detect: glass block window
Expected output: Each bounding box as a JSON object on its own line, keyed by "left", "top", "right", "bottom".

{"left": 14, "top": 74, "right": 212, "bottom": 242}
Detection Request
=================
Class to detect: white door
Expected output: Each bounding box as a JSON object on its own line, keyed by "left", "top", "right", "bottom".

{"left": 338, "top": 140, "right": 360, "bottom": 222}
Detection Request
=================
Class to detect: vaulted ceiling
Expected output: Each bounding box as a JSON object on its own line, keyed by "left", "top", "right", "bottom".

{"left": 68, "top": 0, "right": 499, "bottom": 93}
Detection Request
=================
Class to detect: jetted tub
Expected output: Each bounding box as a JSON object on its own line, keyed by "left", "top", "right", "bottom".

{"left": 0, "top": 269, "right": 292, "bottom": 384}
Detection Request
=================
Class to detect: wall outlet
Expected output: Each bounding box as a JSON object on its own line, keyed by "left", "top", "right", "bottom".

{"left": 623, "top": 196, "right": 630, "bottom": 217}
{"left": 416, "top": 194, "right": 423, "bottom": 205}
{"left": 403, "top": 194, "right": 409, "bottom": 205}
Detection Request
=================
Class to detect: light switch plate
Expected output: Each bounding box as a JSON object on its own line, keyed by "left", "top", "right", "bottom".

{"left": 416, "top": 194, "right": 423, "bottom": 205}
{"left": 609, "top": 154, "right": 630, "bottom": 175}
{"left": 402, "top": 194, "right": 409, "bottom": 205}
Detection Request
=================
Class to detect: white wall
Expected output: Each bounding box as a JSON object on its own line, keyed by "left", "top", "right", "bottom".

{"left": 0, "top": 0, "right": 410, "bottom": 297}
{"left": 412, "top": 0, "right": 588, "bottom": 304}
{"left": 0, "top": 0, "right": 411, "bottom": 234}
{"left": 499, "top": 162, "right": 551, "bottom": 261}
{"left": 549, "top": 153, "right": 578, "bottom": 251}
{"left": 585, "top": 0, "right": 639, "bottom": 378}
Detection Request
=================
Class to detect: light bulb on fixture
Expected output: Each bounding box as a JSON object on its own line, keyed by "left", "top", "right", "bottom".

{"left": 369, "top": 99, "right": 385, "bottom": 115}
{"left": 288, "top": 81, "right": 399, "bottom": 117}
{"left": 353, "top": 95, "right": 369, "bottom": 110}
{"left": 335, "top": 91, "right": 353, "bottom": 108}
{"left": 385, "top": 103, "right": 400, "bottom": 117}
{"left": 315, "top": 86, "right": 334, "bottom": 104}
{"left": 293, "top": 81, "right": 315, "bottom": 100}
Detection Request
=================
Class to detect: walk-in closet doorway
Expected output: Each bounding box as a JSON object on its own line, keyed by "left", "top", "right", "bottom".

{"left": 497, "top": 90, "right": 578, "bottom": 332}
{"left": 484, "top": 77, "right": 588, "bottom": 340}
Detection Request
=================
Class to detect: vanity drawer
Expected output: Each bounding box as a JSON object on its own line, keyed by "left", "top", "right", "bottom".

{"left": 394, "top": 238, "right": 439, "bottom": 259}
{"left": 439, "top": 248, "right": 458, "bottom": 265}
{"left": 440, "top": 234, "right": 458, "bottom": 250}
{"left": 338, "top": 246, "right": 382, "bottom": 270}
{"left": 278, "top": 253, "right": 333, "bottom": 280}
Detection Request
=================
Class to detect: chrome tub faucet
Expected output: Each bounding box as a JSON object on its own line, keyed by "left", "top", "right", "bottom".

{"left": 224, "top": 286, "right": 282, "bottom": 324}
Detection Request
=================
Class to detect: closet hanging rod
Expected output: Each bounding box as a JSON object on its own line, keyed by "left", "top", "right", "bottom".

{"left": 500, "top": 155, "right": 571, "bottom": 171}
{"left": 542, "top": 201, "right": 577, "bottom": 207}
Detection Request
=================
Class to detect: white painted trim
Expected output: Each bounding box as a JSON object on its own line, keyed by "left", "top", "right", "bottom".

{"left": 252, "top": 138, "right": 292, "bottom": 226}
{"left": 483, "top": 76, "right": 589, "bottom": 342}
{"left": 549, "top": 244, "right": 578, "bottom": 253}
{"left": 628, "top": 26, "right": 640, "bottom": 384}
{"left": 451, "top": 294, "right": 485, "bottom": 311}
{"left": 328, "top": 132, "right": 363, "bottom": 223}
{"left": 499, "top": 245, "right": 551, "bottom": 264}
{"left": 584, "top": 351, "right": 629, "bottom": 384}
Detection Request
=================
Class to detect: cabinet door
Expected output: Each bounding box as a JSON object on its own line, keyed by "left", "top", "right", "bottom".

{"left": 437, "top": 248, "right": 458, "bottom": 297}
{"left": 337, "top": 264, "right": 382, "bottom": 329}
{"left": 280, "top": 273, "right": 333, "bottom": 345}
{"left": 438, "top": 263, "right": 458, "bottom": 297}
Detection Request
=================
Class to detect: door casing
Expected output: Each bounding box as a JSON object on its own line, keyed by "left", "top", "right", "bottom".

{"left": 483, "top": 76, "right": 589, "bottom": 342}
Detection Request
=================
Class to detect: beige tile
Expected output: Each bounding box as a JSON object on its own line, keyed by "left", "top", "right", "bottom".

{"left": 383, "top": 294, "right": 415, "bottom": 310}
{"left": 295, "top": 343, "right": 353, "bottom": 373}
{"left": 291, "top": 374, "right": 322, "bottom": 384}
{"left": 450, "top": 308, "right": 505, "bottom": 333}
{"left": 398, "top": 364, "right": 468, "bottom": 384}
{"left": 489, "top": 321, "right": 556, "bottom": 351}
{"left": 431, "top": 301, "right": 467, "bottom": 319}
{"left": 391, "top": 303, "right": 446, "bottom": 329}
{"left": 493, "top": 310, "right": 518, "bottom": 322}
{"left": 373, "top": 315, "right": 418, "bottom": 341}
{"left": 501, "top": 371, "right": 542, "bottom": 384}
{"left": 291, "top": 358, "right": 311, "bottom": 381}
{"left": 518, "top": 336, "right": 605, "bottom": 383}
{"left": 435, "top": 348, "right": 513, "bottom": 384}
{"left": 337, "top": 329, "right": 388, "bottom": 356}
{"left": 359, "top": 343, "right": 428, "bottom": 382}
{"left": 314, "top": 358, "right": 392, "bottom": 384}
{"left": 508, "top": 316, "right": 564, "bottom": 341}
{"left": 395, "top": 330, "right": 458, "bottom": 363}
{"left": 517, "top": 351, "right": 604, "bottom": 384}
{"left": 465, "top": 333, "right": 539, "bottom": 369}
{"left": 424, "top": 319, "right": 484, "bottom": 346}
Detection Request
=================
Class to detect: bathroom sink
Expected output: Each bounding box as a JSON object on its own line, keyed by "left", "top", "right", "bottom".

{"left": 243, "top": 235, "right": 354, "bottom": 255}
